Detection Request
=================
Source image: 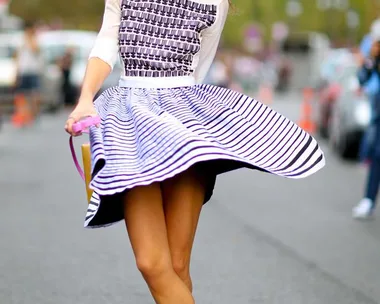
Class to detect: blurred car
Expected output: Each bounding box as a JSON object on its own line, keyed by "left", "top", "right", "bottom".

{"left": 38, "top": 30, "right": 122, "bottom": 102}
{"left": 329, "top": 65, "right": 371, "bottom": 159}
{"left": 315, "top": 48, "right": 354, "bottom": 138}
{"left": 0, "top": 31, "right": 63, "bottom": 115}
{"left": 0, "top": 42, "right": 17, "bottom": 116}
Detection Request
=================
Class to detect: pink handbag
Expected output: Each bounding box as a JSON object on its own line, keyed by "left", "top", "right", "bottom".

{"left": 69, "top": 116, "right": 101, "bottom": 203}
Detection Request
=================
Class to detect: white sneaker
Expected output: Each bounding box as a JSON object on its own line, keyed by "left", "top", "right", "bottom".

{"left": 352, "top": 198, "right": 374, "bottom": 219}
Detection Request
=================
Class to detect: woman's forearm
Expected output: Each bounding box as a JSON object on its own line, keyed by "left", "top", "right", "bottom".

{"left": 79, "top": 58, "right": 112, "bottom": 103}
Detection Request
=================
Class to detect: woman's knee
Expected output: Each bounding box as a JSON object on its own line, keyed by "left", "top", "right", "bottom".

{"left": 171, "top": 252, "right": 190, "bottom": 278}
{"left": 135, "top": 253, "right": 172, "bottom": 279}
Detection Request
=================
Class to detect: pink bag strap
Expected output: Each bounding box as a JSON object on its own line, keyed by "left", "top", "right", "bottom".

{"left": 69, "top": 116, "right": 101, "bottom": 181}
{"left": 69, "top": 136, "right": 85, "bottom": 181}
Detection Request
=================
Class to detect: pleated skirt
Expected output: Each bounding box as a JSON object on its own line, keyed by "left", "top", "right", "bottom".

{"left": 84, "top": 77, "right": 325, "bottom": 228}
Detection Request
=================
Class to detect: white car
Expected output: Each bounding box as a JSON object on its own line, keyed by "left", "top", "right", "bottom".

{"left": 38, "top": 30, "right": 122, "bottom": 101}
{"left": 329, "top": 64, "right": 372, "bottom": 159}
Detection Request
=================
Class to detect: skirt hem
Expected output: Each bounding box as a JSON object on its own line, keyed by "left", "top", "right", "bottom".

{"left": 84, "top": 152, "right": 325, "bottom": 229}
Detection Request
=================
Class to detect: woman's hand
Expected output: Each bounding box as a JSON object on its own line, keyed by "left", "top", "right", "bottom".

{"left": 65, "top": 97, "right": 98, "bottom": 136}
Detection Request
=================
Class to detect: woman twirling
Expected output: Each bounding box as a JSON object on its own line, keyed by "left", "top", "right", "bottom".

{"left": 65, "top": 0, "right": 325, "bottom": 303}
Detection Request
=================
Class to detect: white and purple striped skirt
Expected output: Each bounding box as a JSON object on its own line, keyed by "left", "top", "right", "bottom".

{"left": 84, "top": 76, "right": 325, "bottom": 228}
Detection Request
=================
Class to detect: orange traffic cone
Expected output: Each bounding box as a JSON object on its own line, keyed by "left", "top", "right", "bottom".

{"left": 298, "top": 88, "right": 316, "bottom": 134}
{"left": 11, "top": 94, "right": 33, "bottom": 128}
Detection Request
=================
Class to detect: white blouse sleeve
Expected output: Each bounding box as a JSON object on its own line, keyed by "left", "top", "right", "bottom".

{"left": 88, "top": 0, "right": 121, "bottom": 70}
{"left": 194, "top": 0, "right": 229, "bottom": 84}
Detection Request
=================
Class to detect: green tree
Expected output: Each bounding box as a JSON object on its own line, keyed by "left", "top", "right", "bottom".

{"left": 9, "top": 0, "right": 104, "bottom": 29}
{"left": 9, "top": 0, "right": 380, "bottom": 46}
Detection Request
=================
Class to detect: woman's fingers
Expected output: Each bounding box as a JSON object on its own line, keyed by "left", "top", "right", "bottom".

{"left": 65, "top": 115, "right": 80, "bottom": 136}
{"left": 65, "top": 112, "right": 100, "bottom": 136}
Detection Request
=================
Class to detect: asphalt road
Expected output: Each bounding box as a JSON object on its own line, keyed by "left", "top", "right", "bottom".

{"left": 0, "top": 93, "right": 379, "bottom": 304}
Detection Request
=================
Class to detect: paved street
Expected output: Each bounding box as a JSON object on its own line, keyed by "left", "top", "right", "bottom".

{"left": 1, "top": 93, "right": 379, "bottom": 304}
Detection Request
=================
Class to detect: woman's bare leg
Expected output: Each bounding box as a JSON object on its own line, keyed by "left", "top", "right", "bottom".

{"left": 123, "top": 182, "right": 195, "bottom": 304}
{"left": 31, "top": 91, "right": 41, "bottom": 119}
{"left": 161, "top": 167, "right": 206, "bottom": 292}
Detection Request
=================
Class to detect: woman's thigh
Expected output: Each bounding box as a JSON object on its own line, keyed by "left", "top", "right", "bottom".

{"left": 161, "top": 166, "right": 206, "bottom": 267}
{"left": 123, "top": 182, "right": 172, "bottom": 271}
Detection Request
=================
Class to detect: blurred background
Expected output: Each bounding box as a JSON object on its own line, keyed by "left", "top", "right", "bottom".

{"left": 1, "top": 0, "right": 380, "bottom": 303}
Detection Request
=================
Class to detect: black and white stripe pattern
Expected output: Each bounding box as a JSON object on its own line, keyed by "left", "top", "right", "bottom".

{"left": 84, "top": 85, "right": 325, "bottom": 228}
{"left": 119, "top": 0, "right": 217, "bottom": 77}
{"left": 82, "top": 0, "right": 325, "bottom": 228}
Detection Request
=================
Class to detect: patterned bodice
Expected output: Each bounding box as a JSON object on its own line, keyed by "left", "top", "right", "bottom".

{"left": 119, "top": 0, "right": 217, "bottom": 77}
{"left": 89, "top": 0, "right": 228, "bottom": 83}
